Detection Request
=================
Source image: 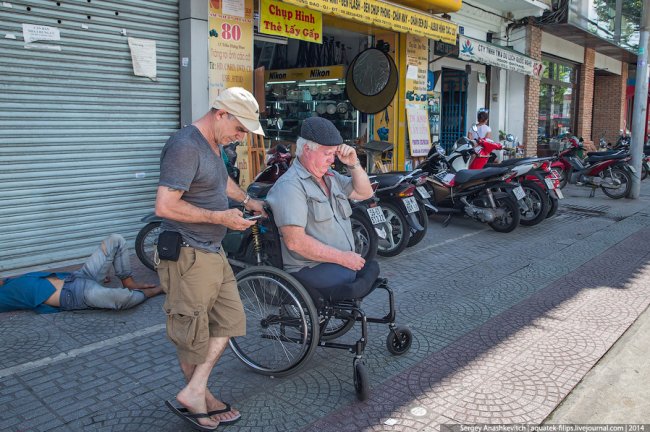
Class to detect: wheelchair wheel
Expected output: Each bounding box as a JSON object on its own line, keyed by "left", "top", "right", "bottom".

{"left": 386, "top": 325, "right": 412, "bottom": 355}
{"left": 354, "top": 361, "right": 369, "bottom": 401}
{"left": 229, "top": 266, "right": 319, "bottom": 377}
{"left": 320, "top": 315, "right": 355, "bottom": 341}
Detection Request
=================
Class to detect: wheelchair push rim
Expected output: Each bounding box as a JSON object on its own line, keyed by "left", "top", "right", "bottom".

{"left": 229, "top": 266, "right": 320, "bottom": 377}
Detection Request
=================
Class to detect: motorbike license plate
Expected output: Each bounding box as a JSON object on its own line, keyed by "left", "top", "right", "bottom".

{"left": 512, "top": 185, "right": 526, "bottom": 200}
{"left": 544, "top": 178, "right": 555, "bottom": 189}
{"left": 366, "top": 206, "right": 386, "bottom": 224}
{"left": 555, "top": 188, "right": 564, "bottom": 199}
{"left": 416, "top": 186, "right": 430, "bottom": 199}
{"left": 403, "top": 196, "right": 420, "bottom": 213}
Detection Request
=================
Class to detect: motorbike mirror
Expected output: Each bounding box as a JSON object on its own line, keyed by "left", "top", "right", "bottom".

{"left": 506, "top": 134, "right": 514, "bottom": 142}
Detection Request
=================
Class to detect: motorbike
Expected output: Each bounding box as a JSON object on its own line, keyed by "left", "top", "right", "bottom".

{"left": 552, "top": 137, "right": 634, "bottom": 198}
{"left": 426, "top": 165, "right": 525, "bottom": 233}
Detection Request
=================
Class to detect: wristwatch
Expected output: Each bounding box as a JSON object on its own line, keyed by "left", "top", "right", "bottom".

{"left": 242, "top": 193, "right": 251, "bottom": 206}
{"left": 348, "top": 160, "right": 361, "bottom": 169}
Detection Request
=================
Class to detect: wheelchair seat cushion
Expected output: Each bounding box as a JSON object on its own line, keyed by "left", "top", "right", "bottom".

{"left": 291, "top": 260, "right": 380, "bottom": 304}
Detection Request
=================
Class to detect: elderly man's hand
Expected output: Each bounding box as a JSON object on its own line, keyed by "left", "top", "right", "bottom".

{"left": 339, "top": 251, "right": 365, "bottom": 271}
{"left": 336, "top": 144, "right": 359, "bottom": 167}
{"left": 245, "top": 198, "right": 268, "bottom": 218}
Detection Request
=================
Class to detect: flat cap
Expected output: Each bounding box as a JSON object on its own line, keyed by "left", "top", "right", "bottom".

{"left": 300, "top": 117, "right": 342, "bottom": 146}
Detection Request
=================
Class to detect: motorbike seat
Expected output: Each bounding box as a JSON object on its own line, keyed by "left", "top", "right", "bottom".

{"left": 584, "top": 153, "right": 629, "bottom": 163}
{"left": 369, "top": 173, "right": 405, "bottom": 188}
{"left": 485, "top": 157, "right": 537, "bottom": 168}
{"left": 453, "top": 167, "right": 510, "bottom": 185}
{"left": 586, "top": 150, "right": 623, "bottom": 157}
{"left": 247, "top": 182, "right": 274, "bottom": 199}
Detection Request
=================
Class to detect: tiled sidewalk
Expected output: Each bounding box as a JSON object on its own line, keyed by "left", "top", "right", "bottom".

{"left": 1, "top": 185, "right": 650, "bottom": 431}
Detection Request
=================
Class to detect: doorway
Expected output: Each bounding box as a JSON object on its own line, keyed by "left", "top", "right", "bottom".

{"left": 440, "top": 68, "right": 468, "bottom": 151}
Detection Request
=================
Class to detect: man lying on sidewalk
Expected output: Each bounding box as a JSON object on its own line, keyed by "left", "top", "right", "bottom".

{"left": 0, "top": 234, "right": 162, "bottom": 314}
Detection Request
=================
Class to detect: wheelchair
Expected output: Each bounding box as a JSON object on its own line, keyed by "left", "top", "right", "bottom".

{"left": 228, "top": 204, "right": 412, "bottom": 401}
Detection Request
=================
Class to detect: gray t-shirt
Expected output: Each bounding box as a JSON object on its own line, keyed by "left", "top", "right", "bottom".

{"left": 266, "top": 158, "right": 355, "bottom": 273}
{"left": 158, "top": 125, "right": 229, "bottom": 252}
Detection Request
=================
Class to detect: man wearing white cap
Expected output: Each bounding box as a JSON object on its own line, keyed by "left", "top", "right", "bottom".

{"left": 155, "top": 87, "right": 264, "bottom": 430}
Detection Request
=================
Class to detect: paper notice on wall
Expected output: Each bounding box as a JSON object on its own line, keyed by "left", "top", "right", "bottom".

{"left": 22, "top": 24, "right": 60, "bottom": 43}
{"left": 128, "top": 37, "right": 157, "bottom": 80}
{"left": 406, "top": 65, "right": 418, "bottom": 80}
{"left": 222, "top": 0, "right": 245, "bottom": 17}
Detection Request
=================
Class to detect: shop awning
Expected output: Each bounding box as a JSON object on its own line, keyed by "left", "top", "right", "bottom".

{"left": 391, "top": 0, "right": 461, "bottom": 14}
{"left": 279, "top": 0, "right": 458, "bottom": 44}
{"left": 458, "top": 35, "right": 544, "bottom": 79}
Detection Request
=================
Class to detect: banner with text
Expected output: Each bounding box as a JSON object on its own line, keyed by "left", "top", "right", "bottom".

{"left": 458, "top": 35, "right": 544, "bottom": 79}
{"left": 208, "top": 0, "right": 254, "bottom": 102}
{"left": 280, "top": 0, "right": 457, "bottom": 44}
{"left": 260, "top": 0, "right": 323, "bottom": 43}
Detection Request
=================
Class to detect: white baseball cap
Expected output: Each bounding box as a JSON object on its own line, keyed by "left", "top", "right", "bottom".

{"left": 211, "top": 87, "right": 265, "bottom": 136}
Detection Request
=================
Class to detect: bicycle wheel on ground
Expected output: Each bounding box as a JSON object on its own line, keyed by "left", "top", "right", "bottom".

{"left": 229, "top": 266, "right": 319, "bottom": 378}
{"left": 135, "top": 222, "right": 161, "bottom": 271}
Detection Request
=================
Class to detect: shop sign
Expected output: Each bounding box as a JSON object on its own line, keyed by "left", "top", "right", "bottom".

{"left": 406, "top": 107, "right": 431, "bottom": 157}
{"left": 265, "top": 65, "right": 345, "bottom": 81}
{"left": 209, "top": 0, "right": 255, "bottom": 188}
{"left": 260, "top": 0, "right": 323, "bottom": 43}
{"left": 208, "top": 0, "right": 255, "bottom": 101}
{"left": 280, "top": 0, "right": 457, "bottom": 44}
{"left": 458, "top": 35, "right": 544, "bottom": 79}
{"left": 405, "top": 34, "right": 428, "bottom": 101}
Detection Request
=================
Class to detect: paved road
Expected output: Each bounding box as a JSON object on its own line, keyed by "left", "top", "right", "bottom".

{"left": 2, "top": 184, "right": 650, "bottom": 431}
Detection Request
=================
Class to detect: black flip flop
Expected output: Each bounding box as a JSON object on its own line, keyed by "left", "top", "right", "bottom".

{"left": 178, "top": 402, "right": 242, "bottom": 424}
{"left": 165, "top": 400, "right": 218, "bottom": 431}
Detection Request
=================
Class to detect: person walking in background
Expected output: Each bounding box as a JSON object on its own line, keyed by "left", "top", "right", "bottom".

{"left": 468, "top": 109, "right": 492, "bottom": 140}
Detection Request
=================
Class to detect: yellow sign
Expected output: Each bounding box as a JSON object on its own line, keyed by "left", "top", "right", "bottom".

{"left": 265, "top": 65, "right": 345, "bottom": 81}
{"left": 208, "top": 0, "right": 254, "bottom": 101}
{"left": 280, "top": 0, "right": 457, "bottom": 44}
{"left": 405, "top": 34, "right": 428, "bottom": 97}
{"left": 260, "top": 0, "right": 323, "bottom": 43}
{"left": 208, "top": 0, "right": 255, "bottom": 187}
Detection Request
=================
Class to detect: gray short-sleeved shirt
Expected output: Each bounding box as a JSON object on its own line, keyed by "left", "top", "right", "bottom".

{"left": 158, "top": 125, "right": 228, "bottom": 252}
{"left": 266, "top": 158, "right": 355, "bottom": 273}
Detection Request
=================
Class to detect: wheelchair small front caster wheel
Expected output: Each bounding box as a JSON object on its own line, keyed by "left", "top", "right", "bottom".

{"left": 353, "top": 362, "right": 369, "bottom": 401}
{"left": 386, "top": 325, "right": 412, "bottom": 355}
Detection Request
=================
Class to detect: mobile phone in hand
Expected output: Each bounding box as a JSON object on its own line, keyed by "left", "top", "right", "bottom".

{"left": 245, "top": 214, "right": 262, "bottom": 221}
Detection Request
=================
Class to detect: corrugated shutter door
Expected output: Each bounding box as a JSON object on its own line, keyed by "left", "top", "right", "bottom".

{"left": 0, "top": 0, "right": 179, "bottom": 275}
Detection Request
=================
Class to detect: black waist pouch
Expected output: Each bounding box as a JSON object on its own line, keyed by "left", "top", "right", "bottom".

{"left": 157, "top": 231, "right": 182, "bottom": 261}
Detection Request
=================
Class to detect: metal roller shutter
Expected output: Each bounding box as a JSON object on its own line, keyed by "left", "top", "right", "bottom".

{"left": 0, "top": 0, "right": 179, "bottom": 275}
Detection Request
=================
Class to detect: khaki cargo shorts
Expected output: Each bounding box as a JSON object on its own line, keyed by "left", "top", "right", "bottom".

{"left": 157, "top": 247, "right": 245, "bottom": 365}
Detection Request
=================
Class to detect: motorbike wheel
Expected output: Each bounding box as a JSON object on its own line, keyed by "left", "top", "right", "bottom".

{"left": 642, "top": 163, "right": 648, "bottom": 181}
{"left": 377, "top": 202, "right": 411, "bottom": 257}
{"left": 546, "top": 196, "right": 559, "bottom": 218}
{"left": 519, "top": 181, "right": 550, "bottom": 226}
{"left": 487, "top": 197, "right": 520, "bottom": 233}
{"left": 350, "top": 211, "right": 378, "bottom": 261}
{"left": 601, "top": 168, "right": 631, "bottom": 199}
{"left": 135, "top": 221, "right": 161, "bottom": 271}
{"left": 406, "top": 203, "right": 428, "bottom": 247}
{"left": 558, "top": 168, "right": 569, "bottom": 189}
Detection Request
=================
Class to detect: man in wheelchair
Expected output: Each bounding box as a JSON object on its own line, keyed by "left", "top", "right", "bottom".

{"left": 266, "top": 116, "right": 374, "bottom": 290}
{"left": 250, "top": 117, "right": 411, "bottom": 400}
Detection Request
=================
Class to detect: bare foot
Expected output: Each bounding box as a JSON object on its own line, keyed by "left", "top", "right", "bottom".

{"left": 140, "top": 286, "right": 163, "bottom": 298}
{"left": 206, "top": 389, "right": 240, "bottom": 422}
{"left": 177, "top": 387, "right": 219, "bottom": 429}
{"left": 121, "top": 276, "right": 156, "bottom": 290}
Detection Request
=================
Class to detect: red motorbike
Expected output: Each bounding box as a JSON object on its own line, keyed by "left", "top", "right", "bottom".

{"left": 552, "top": 137, "right": 633, "bottom": 198}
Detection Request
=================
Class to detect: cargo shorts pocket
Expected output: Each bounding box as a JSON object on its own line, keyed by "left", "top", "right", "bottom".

{"left": 164, "top": 304, "right": 209, "bottom": 356}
